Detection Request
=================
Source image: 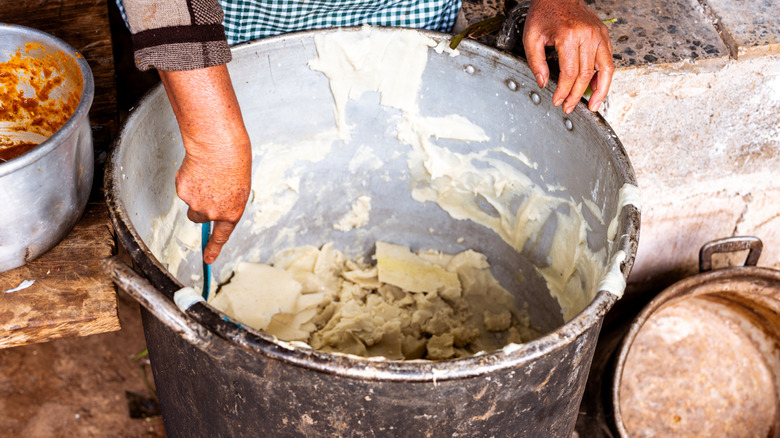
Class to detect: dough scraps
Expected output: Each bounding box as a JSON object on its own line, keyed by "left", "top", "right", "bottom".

{"left": 210, "top": 241, "right": 540, "bottom": 360}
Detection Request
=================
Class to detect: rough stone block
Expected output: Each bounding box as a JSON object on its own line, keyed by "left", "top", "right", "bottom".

{"left": 604, "top": 54, "right": 780, "bottom": 192}
{"left": 592, "top": 0, "right": 730, "bottom": 68}
{"left": 704, "top": 0, "right": 780, "bottom": 59}
{"left": 604, "top": 52, "right": 780, "bottom": 293}
{"left": 628, "top": 191, "right": 744, "bottom": 291}
{"left": 735, "top": 189, "right": 780, "bottom": 266}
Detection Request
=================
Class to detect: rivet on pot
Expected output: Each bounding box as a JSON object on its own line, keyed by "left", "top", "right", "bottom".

{"left": 464, "top": 64, "right": 476, "bottom": 75}
{"left": 506, "top": 79, "right": 518, "bottom": 91}
{"left": 530, "top": 92, "right": 541, "bottom": 104}
{"left": 564, "top": 118, "right": 574, "bottom": 131}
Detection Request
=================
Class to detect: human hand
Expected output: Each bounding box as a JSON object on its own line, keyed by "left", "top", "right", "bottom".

{"left": 523, "top": 0, "right": 614, "bottom": 113}
{"left": 159, "top": 65, "right": 252, "bottom": 264}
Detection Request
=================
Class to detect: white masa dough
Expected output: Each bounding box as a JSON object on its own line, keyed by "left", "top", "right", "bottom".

{"left": 308, "top": 26, "right": 636, "bottom": 321}
{"left": 210, "top": 242, "right": 539, "bottom": 360}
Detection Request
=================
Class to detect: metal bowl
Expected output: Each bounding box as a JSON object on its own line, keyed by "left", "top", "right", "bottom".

{"left": 0, "top": 23, "right": 95, "bottom": 272}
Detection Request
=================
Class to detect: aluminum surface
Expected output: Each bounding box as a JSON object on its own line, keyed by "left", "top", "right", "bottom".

{"left": 0, "top": 23, "right": 94, "bottom": 272}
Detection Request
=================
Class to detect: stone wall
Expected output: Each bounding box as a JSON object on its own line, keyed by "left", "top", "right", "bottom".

{"left": 593, "top": 0, "right": 780, "bottom": 296}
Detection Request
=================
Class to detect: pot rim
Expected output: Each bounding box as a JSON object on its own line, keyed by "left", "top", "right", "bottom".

{"left": 106, "top": 26, "right": 640, "bottom": 381}
{"left": 0, "top": 23, "right": 95, "bottom": 177}
{"left": 611, "top": 264, "right": 780, "bottom": 435}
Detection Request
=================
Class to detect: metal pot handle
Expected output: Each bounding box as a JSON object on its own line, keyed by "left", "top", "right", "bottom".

{"left": 699, "top": 236, "right": 763, "bottom": 272}
{"left": 102, "top": 256, "right": 227, "bottom": 360}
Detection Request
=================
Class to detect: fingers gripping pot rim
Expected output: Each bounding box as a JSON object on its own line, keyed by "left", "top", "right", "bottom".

{"left": 612, "top": 236, "right": 780, "bottom": 437}
{"left": 105, "top": 26, "right": 640, "bottom": 437}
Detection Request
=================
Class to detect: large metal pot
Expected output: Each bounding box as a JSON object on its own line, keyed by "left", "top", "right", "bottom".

{"left": 576, "top": 236, "right": 780, "bottom": 437}
{"left": 612, "top": 237, "right": 780, "bottom": 437}
{"left": 0, "top": 23, "right": 94, "bottom": 272}
{"left": 105, "top": 27, "right": 639, "bottom": 437}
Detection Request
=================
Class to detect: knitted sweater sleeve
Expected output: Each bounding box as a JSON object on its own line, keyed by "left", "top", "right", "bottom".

{"left": 121, "top": 0, "right": 231, "bottom": 71}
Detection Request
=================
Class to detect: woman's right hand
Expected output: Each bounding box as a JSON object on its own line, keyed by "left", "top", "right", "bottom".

{"left": 159, "top": 65, "right": 252, "bottom": 264}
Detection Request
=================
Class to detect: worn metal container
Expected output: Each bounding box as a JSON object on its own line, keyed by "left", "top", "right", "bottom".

{"left": 612, "top": 237, "right": 780, "bottom": 437}
{"left": 105, "top": 27, "right": 639, "bottom": 437}
{"left": 0, "top": 23, "right": 94, "bottom": 272}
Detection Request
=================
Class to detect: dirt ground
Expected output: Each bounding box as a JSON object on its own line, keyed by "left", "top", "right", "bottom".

{"left": 0, "top": 290, "right": 167, "bottom": 438}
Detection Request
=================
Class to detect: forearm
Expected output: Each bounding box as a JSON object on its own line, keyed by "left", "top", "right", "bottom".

{"left": 159, "top": 65, "right": 252, "bottom": 264}
{"left": 121, "top": 1, "right": 249, "bottom": 264}
{"left": 158, "top": 66, "right": 250, "bottom": 156}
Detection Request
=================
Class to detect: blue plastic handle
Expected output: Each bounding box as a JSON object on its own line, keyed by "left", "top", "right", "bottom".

{"left": 201, "top": 222, "right": 212, "bottom": 300}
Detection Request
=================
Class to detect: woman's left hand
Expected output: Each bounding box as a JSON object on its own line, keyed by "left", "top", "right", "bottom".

{"left": 522, "top": 0, "right": 615, "bottom": 113}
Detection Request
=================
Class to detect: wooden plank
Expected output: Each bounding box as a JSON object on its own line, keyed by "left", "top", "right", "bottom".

{"left": 0, "top": 0, "right": 118, "bottom": 149}
{"left": 0, "top": 1, "right": 120, "bottom": 347}
{"left": 0, "top": 201, "right": 119, "bottom": 349}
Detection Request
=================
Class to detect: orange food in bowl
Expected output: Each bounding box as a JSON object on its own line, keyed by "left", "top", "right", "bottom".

{"left": 0, "top": 42, "right": 82, "bottom": 162}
